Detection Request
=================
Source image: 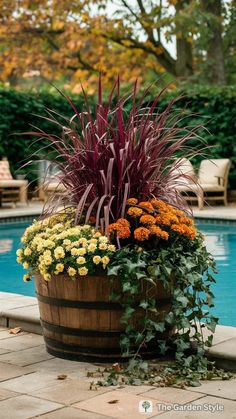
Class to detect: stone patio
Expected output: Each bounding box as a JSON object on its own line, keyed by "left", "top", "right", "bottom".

{"left": 0, "top": 327, "right": 236, "bottom": 418}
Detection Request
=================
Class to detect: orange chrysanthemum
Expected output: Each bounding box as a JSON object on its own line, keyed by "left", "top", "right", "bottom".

{"left": 155, "top": 214, "right": 178, "bottom": 226}
{"left": 108, "top": 218, "right": 131, "bottom": 239}
{"left": 134, "top": 227, "right": 150, "bottom": 241}
{"left": 151, "top": 199, "right": 171, "bottom": 212}
{"left": 127, "top": 198, "right": 138, "bottom": 205}
{"left": 171, "top": 223, "right": 196, "bottom": 240}
{"left": 140, "top": 215, "right": 156, "bottom": 225}
{"left": 179, "top": 216, "right": 194, "bottom": 226}
{"left": 127, "top": 207, "right": 143, "bottom": 217}
{"left": 149, "top": 225, "right": 169, "bottom": 240}
{"left": 138, "top": 202, "right": 154, "bottom": 213}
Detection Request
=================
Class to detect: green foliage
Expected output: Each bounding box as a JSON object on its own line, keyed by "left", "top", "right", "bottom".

{"left": 104, "top": 231, "right": 220, "bottom": 386}
{"left": 0, "top": 89, "right": 86, "bottom": 184}
{"left": 0, "top": 86, "right": 235, "bottom": 187}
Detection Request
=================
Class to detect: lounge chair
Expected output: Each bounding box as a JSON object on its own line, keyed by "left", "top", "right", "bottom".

{"left": 0, "top": 159, "right": 28, "bottom": 206}
{"left": 38, "top": 175, "right": 66, "bottom": 202}
{"left": 176, "top": 158, "right": 231, "bottom": 209}
{"left": 196, "top": 159, "right": 231, "bottom": 209}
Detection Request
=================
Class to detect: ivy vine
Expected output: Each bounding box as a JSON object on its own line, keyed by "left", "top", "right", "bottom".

{"left": 93, "top": 232, "right": 230, "bottom": 387}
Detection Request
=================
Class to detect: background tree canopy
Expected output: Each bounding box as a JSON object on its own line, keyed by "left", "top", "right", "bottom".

{"left": 0, "top": 0, "right": 235, "bottom": 91}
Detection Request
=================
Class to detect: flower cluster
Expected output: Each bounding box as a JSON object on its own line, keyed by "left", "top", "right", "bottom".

{"left": 108, "top": 198, "right": 196, "bottom": 244}
{"left": 17, "top": 212, "right": 116, "bottom": 282}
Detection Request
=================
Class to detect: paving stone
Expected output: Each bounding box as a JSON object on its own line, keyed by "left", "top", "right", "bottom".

{"left": 0, "top": 298, "right": 37, "bottom": 310}
{"left": 7, "top": 318, "right": 42, "bottom": 335}
{"left": 0, "top": 362, "right": 33, "bottom": 382}
{"left": 201, "top": 325, "right": 236, "bottom": 346}
{"left": 33, "top": 358, "right": 98, "bottom": 377}
{"left": 32, "top": 378, "right": 114, "bottom": 405}
{"left": 26, "top": 406, "right": 110, "bottom": 419}
{"left": 151, "top": 395, "right": 236, "bottom": 418}
{"left": 0, "top": 372, "right": 60, "bottom": 393}
{"left": 0, "top": 333, "right": 44, "bottom": 351}
{"left": 73, "top": 390, "right": 161, "bottom": 418}
{"left": 0, "top": 395, "right": 62, "bottom": 419}
{"left": 5, "top": 304, "right": 39, "bottom": 319}
{"left": 117, "top": 385, "right": 154, "bottom": 395}
{"left": 0, "top": 348, "right": 10, "bottom": 355}
{"left": 140, "top": 387, "right": 205, "bottom": 404}
{"left": 0, "top": 330, "right": 26, "bottom": 340}
{"left": 0, "top": 388, "right": 20, "bottom": 401}
{"left": 0, "top": 344, "right": 53, "bottom": 366}
{"left": 185, "top": 379, "right": 236, "bottom": 400}
{"left": 207, "top": 338, "right": 236, "bottom": 361}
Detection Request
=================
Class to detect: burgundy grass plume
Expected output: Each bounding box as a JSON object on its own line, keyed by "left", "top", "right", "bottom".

{"left": 26, "top": 78, "right": 206, "bottom": 231}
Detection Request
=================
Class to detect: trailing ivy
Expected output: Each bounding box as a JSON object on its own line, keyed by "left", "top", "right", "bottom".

{"left": 100, "top": 232, "right": 223, "bottom": 387}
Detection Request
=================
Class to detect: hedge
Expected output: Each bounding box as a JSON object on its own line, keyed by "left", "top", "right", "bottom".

{"left": 0, "top": 86, "right": 235, "bottom": 188}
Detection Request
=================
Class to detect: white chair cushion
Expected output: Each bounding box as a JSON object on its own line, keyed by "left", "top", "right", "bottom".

{"left": 199, "top": 159, "right": 230, "bottom": 186}
{"left": 0, "top": 160, "right": 13, "bottom": 180}
{"left": 172, "top": 158, "right": 196, "bottom": 185}
{"left": 0, "top": 180, "right": 28, "bottom": 187}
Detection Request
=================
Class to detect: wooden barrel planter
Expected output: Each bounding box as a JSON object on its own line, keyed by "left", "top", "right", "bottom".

{"left": 34, "top": 273, "right": 174, "bottom": 362}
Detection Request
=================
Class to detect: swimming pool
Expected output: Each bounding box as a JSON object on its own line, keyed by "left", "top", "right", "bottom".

{"left": 0, "top": 220, "right": 236, "bottom": 326}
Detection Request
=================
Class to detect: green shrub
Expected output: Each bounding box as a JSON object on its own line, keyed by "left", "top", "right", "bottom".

{"left": 0, "top": 86, "right": 235, "bottom": 188}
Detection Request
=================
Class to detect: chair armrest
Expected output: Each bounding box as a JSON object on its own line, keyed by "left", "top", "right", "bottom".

{"left": 214, "top": 176, "right": 225, "bottom": 186}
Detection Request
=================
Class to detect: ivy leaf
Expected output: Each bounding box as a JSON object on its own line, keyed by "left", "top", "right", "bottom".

{"left": 139, "top": 300, "right": 148, "bottom": 309}
{"left": 107, "top": 265, "right": 120, "bottom": 276}
{"left": 206, "top": 318, "right": 218, "bottom": 333}
{"left": 176, "top": 295, "right": 189, "bottom": 307}
{"left": 153, "top": 322, "right": 165, "bottom": 332}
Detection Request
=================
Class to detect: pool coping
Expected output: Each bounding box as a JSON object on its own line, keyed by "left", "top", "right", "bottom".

{"left": 0, "top": 291, "right": 236, "bottom": 371}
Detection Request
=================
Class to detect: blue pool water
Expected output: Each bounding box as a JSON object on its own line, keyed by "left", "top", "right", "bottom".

{"left": 0, "top": 221, "right": 236, "bottom": 326}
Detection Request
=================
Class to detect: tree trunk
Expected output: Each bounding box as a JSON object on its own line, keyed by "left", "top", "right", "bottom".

{"left": 175, "top": 0, "right": 194, "bottom": 79}
{"left": 176, "top": 37, "right": 193, "bottom": 78}
{"left": 201, "top": 0, "right": 226, "bottom": 84}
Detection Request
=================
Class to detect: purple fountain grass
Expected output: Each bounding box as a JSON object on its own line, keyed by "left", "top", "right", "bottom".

{"left": 26, "top": 78, "right": 206, "bottom": 231}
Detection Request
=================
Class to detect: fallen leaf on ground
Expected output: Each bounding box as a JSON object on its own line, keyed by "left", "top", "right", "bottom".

{"left": 9, "top": 327, "right": 22, "bottom": 334}
{"left": 57, "top": 374, "right": 67, "bottom": 380}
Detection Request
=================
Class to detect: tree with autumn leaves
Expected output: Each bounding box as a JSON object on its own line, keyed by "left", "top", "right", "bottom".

{"left": 0, "top": 0, "right": 235, "bottom": 91}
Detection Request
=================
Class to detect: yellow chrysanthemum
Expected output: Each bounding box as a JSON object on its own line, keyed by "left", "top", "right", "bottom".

{"left": 68, "top": 267, "right": 77, "bottom": 276}
{"left": 16, "top": 249, "right": 23, "bottom": 257}
{"left": 43, "top": 273, "right": 51, "bottom": 281}
{"left": 54, "top": 246, "right": 65, "bottom": 259}
{"left": 23, "top": 247, "right": 32, "bottom": 256}
{"left": 101, "top": 256, "right": 110, "bottom": 265}
{"left": 78, "top": 267, "right": 88, "bottom": 276}
{"left": 93, "top": 255, "right": 101, "bottom": 265}
{"left": 76, "top": 256, "right": 86, "bottom": 265}
{"left": 99, "top": 236, "right": 108, "bottom": 244}
{"left": 23, "top": 262, "right": 29, "bottom": 270}
{"left": 55, "top": 263, "right": 64, "bottom": 273}
{"left": 87, "top": 243, "right": 97, "bottom": 253}
{"left": 23, "top": 274, "right": 31, "bottom": 282}
{"left": 99, "top": 243, "right": 107, "bottom": 250}
{"left": 108, "top": 244, "right": 116, "bottom": 252}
